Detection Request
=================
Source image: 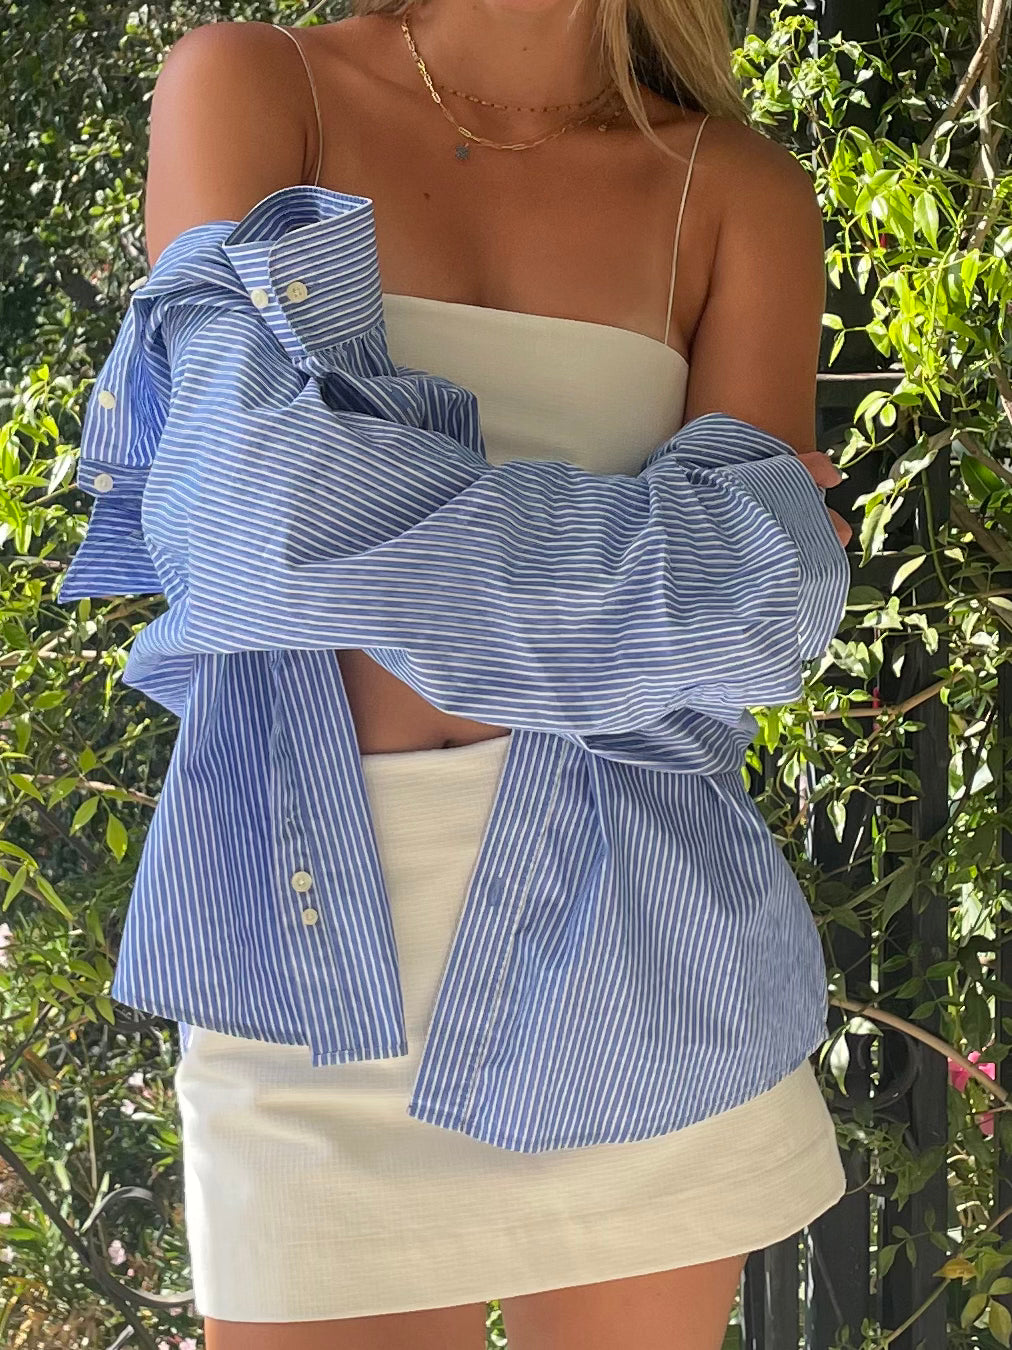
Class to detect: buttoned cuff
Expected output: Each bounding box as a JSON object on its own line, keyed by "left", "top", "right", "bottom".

{"left": 731, "top": 452, "right": 851, "bottom": 657}
{"left": 60, "top": 460, "right": 162, "bottom": 600}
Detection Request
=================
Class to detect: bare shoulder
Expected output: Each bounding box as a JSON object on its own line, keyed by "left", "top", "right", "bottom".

{"left": 144, "top": 20, "right": 319, "bottom": 264}
{"left": 156, "top": 18, "right": 313, "bottom": 120}
{"left": 696, "top": 116, "right": 823, "bottom": 240}
{"left": 651, "top": 112, "right": 814, "bottom": 209}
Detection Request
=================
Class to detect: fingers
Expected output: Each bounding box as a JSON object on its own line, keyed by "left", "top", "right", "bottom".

{"left": 829, "top": 507, "right": 853, "bottom": 547}
{"left": 797, "top": 450, "right": 844, "bottom": 491}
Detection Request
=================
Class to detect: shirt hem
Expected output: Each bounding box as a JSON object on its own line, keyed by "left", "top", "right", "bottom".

{"left": 407, "top": 1027, "right": 831, "bottom": 1153}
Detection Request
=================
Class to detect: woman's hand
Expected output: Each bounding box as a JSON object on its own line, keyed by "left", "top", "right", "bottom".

{"left": 798, "top": 450, "right": 852, "bottom": 547}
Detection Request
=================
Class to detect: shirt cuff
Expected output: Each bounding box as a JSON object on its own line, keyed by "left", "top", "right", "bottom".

{"left": 730, "top": 450, "right": 851, "bottom": 657}
{"left": 59, "top": 459, "right": 163, "bottom": 601}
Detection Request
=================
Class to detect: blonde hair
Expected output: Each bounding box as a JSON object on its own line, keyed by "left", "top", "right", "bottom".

{"left": 351, "top": 0, "right": 748, "bottom": 160}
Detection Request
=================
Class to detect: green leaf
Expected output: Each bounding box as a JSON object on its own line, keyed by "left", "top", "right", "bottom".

{"left": 829, "top": 904, "right": 865, "bottom": 935}
{"left": 9, "top": 773, "right": 44, "bottom": 803}
{"left": 70, "top": 796, "right": 100, "bottom": 833}
{"left": 881, "top": 866, "right": 915, "bottom": 929}
{"left": 960, "top": 455, "right": 1003, "bottom": 503}
{"left": 860, "top": 500, "right": 893, "bottom": 558}
{"left": 105, "top": 811, "right": 129, "bottom": 862}
{"left": 827, "top": 797, "right": 847, "bottom": 842}
{"left": 914, "top": 191, "right": 940, "bottom": 247}
{"left": 33, "top": 689, "right": 67, "bottom": 711}
{"left": 4, "top": 865, "right": 28, "bottom": 907}
{"left": 879, "top": 1243, "right": 900, "bottom": 1278}
{"left": 989, "top": 1299, "right": 1012, "bottom": 1348}
{"left": 962, "top": 1292, "right": 988, "bottom": 1328}
{"left": 46, "top": 775, "right": 78, "bottom": 806}
{"left": 891, "top": 553, "right": 926, "bottom": 591}
{"left": 849, "top": 584, "right": 885, "bottom": 607}
{"left": 94, "top": 995, "right": 116, "bottom": 1024}
{"left": 961, "top": 252, "right": 981, "bottom": 300}
{"left": 35, "top": 874, "right": 73, "bottom": 922}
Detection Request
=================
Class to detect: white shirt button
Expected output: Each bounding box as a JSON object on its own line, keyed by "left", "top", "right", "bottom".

{"left": 301, "top": 907, "right": 319, "bottom": 926}
{"left": 93, "top": 472, "right": 114, "bottom": 493}
{"left": 250, "top": 287, "right": 270, "bottom": 309}
{"left": 285, "top": 280, "right": 309, "bottom": 303}
{"left": 290, "top": 870, "right": 313, "bottom": 892}
{"left": 97, "top": 389, "right": 117, "bottom": 410}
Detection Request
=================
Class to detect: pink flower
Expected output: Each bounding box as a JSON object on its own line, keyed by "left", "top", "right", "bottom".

{"left": 180, "top": 1340, "right": 198, "bottom": 1350}
{"left": 0, "top": 1212, "right": 11, "bottom": 1226}
{"left": 107, "top": 1238, "right": 127, "bottom": 1266}
{"left": 127, "top": 1071, "right": 144, "bottom": 1088}
{"left": 948, "top": 1051, "right": 996, "bottom": 1135}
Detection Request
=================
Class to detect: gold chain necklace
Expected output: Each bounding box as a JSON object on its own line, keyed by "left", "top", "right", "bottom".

{"left": 437, "top": 81, "right": 612, "bottom": 115}
{"left": 399, "top": 17, "right": 624, "bottom": 160}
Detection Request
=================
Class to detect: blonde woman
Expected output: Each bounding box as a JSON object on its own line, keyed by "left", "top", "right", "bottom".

{"left": 70, "top": 0, "right": 854, "bottom": 1345}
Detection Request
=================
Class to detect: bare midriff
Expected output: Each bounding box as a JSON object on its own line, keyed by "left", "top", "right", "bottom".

{"left": 336, "top": 649, "right": 512, "bottom": 753}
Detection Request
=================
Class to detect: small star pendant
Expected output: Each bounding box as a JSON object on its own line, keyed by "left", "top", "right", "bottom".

{"left": 455, "top": 143, "right": 471, "bottom": 161}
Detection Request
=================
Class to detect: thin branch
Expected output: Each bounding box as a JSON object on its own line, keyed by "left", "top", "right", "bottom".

{"left": 918, "top": 0, "right": 1009, "bottom": 155}
{"left": 831, "top": 995, "right": 1009, "bottom": 1103}
{"left": 26, "top": 774, "right": 158, "bottom": 809}
{"left": 812, "top": 678, "right": 947, "bottom": 722}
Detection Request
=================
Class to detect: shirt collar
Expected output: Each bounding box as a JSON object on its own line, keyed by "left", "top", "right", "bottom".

{"left": 221, "top": 185, "right": 386, "bottom": 357}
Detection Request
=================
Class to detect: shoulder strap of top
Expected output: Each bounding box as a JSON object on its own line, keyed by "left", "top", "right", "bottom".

{"left": 275, "top": 26, "right": 324, "bottom": 187}
{"left": 663, "top": 112, "right": 711, "bottom": 347}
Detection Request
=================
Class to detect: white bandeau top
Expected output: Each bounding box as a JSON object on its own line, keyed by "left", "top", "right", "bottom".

{"left": 382, "top": 292, "right": 690, "bottom": 476}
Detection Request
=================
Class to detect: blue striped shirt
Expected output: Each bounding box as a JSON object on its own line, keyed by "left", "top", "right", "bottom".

{"left": 60, "top": 184, "right": 850, "bottom": 1153}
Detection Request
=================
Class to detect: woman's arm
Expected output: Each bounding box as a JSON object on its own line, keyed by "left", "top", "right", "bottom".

{"left": 682, "top": 122, "right": 827, "bottom": 446}
{"left": 143, "top": 21, "right": 313, "bottom": 263}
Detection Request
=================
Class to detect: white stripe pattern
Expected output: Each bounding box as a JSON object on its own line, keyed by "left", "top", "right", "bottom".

{"left": 60, "top": 185, "right": 851, "bottom": 1152}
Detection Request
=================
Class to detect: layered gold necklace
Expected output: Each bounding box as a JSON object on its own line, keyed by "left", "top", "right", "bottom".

{"left": 399, "top": 16, "right": 624, "bottom": 160}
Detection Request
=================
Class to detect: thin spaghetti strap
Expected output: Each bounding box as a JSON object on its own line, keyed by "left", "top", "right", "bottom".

{"left": 663, "top": 112, "right": 711, "bottom": 348}
{"left": 275, "top": 26, "right": 324, "bottom": 187}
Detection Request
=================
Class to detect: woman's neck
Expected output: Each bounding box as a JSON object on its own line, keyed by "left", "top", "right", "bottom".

{"left": 394, "top": 0, "right": 613, "bottom": 119}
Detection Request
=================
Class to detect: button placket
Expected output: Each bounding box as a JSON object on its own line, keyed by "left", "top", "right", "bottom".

{"left": 456, "top": 759, "right": 568, "bottom": 1128}
{"left": 290, "top": 868, "right": 319, "bottom": 928}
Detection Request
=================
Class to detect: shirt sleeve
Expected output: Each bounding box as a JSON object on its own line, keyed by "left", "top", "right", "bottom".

{"left": 60, "top": 254, "right": 850, "bottom": 738}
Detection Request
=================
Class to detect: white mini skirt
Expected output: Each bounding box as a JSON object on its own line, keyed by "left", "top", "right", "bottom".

{"left": 174, "top": 731, "right": 846, "bottom": 1323}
